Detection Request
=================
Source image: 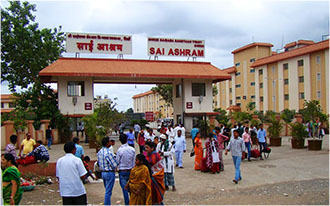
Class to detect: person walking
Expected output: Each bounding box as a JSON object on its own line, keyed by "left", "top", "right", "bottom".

{"left": 174, "top": 130, "right": 186, "bottom": 168}
{"left": 5, "top": 134, "right": 18, "bottom": 160}
{"left": 97, "top": 137, "right": 118, "bottom": 205}
{"left": 116, "top": 134, "right": 136, "bottom": 205}
{"left": 46, "top": 125, "right": 53, "bottom": 149}
{"left": 1, "top": 153, "right": 23, "bottom": 205}
{"left": 126, "top": 128, "right": 135, "bottom": 148}
{"left": 194, "top": 132, "right": 203, "bottom": 170}
{"left": 215, "top": 127, "right": 229, "bottom": 171}
{"left": 257, "top": 124, "right": 267, "bottom": 160}
{"left": 205, "top": 133, "right": 221, "bottom": 174}
{"left": 125, "top": 154, "right": 152, "bottom": 205}
{"left": 157, "top": 134, "right": 176, "bottom": 191}
{"left": 19, "top": 133, "right": 36, "bottom": 157}
{"left": 73, "top": 137, "right": 84, "bottom": 160}
{"left": 134, "top": 123, "right": 141, "bottom": 139}
{"left": 242, "top": 127, "right": 252, "bottom": 161}
{"left": 137, "top": 129, "right": 146, "bottom": 154}
{"left": 56, "top": 142, "right": 87, "bottom": 205}
{"left": 225, "top": 130, "right": 246, "bottom": 184}
{"left": 190, "top": 125, "right": 199, "bottom": 147}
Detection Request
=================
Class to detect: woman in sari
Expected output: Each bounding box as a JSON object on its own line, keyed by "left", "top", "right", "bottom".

{"left": 126, "top": 154, "right": 152, "bottom": 205}
{"left": 144, "top": 141, "right": 165, "bottom": 205}
{"left": 205, "top": 133, "right": 221, "bottom": 174}
{"left": 2, "top": 153, "right": 23, "bottom": 205}
{"left": 194, "top": 132, "right": 203, "bottom": 170}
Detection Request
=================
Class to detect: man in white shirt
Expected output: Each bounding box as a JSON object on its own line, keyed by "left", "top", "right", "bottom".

{"left": 174, "top": 130, "right": 186, "bottom": 168}
{"left": 145, "top": 128, "right": 156, "bottom": 142}
{"left": 56, "top": 142, "right": 87, "bottom": 205}
{"left": 116, "top": 134, "right": 136, "bottom": 205}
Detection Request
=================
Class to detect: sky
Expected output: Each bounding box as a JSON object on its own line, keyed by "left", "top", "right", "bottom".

{"left": 1, "top": 0, "right": 329, "bottom": 111}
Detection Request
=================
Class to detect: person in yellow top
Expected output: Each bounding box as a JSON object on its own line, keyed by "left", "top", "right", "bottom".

{"left": 19, "top": 133, "right": 36, "bottom": 157}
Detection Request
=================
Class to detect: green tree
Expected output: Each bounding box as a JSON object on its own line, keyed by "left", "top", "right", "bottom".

{"left": 126, "top": 108, "right": 134, "bottom": 114}
{"left": 280, "top": 108, "right": 296, "bottom": 124}
{"left": 299, "top": 100, "right": 323, "bottom": 122}
{"left": 1, "top": 1, "right": 69, "bottom": 141}
{"left": 212, "top": 85, "right": 218, "bottom": 97}
{"left": 151, "top": 84, "right": 173, "bottom": 106}
{"left": 246, "top": 102, "right": 256, "bottom": 113}
{"left": 1, "top": 1, "right": 65, "bottom": 91}
{"left": 213, "top": 108, "right": 229, "bottom": 126}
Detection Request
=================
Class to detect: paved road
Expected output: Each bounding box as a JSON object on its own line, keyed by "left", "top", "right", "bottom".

{"left": 20, "top": 135, "right": 329, "bottom": 205}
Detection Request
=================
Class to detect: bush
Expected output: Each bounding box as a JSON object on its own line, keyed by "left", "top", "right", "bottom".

{"left": 290, "top": 122, "right": 308, "bottom": 140}
{"left": 267, "top": 114, "right": 283, "bottom": 138}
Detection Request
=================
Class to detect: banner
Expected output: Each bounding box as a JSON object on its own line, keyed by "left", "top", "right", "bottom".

{"left": 148, "top": 37, "right": 205, "bottom": 57}
{"left": 66, "top": 32, "right": 132, "bottom": 54}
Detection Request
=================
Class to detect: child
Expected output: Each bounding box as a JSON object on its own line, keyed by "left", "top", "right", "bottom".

{"left": 83, "top": 156, "right": 95, "bottom": 183}
{"left": 319, "top": 127, "right": 325, "bottom": 139}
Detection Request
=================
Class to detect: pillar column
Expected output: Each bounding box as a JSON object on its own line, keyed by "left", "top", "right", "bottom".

{"left": 3, "top": 121, "right": 15, "bottom": 148}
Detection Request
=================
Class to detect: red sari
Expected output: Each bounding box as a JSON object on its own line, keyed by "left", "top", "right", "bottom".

{"left": 145, "top": 151, "right": 165, "bottom": 204}
{"left": 205, "top": 139, "right": 221, "bottom": 173}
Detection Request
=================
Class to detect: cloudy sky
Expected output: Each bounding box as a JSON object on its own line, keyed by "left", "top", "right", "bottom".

{"left": 1, "top": 0, "right": 329, "bottom": 111}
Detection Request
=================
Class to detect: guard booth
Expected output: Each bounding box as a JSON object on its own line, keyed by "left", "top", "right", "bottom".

{"left": 39, "top": 57, "right": 231, "bottom": 132}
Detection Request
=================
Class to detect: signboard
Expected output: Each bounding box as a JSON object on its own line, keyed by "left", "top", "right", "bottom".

{"left": 186, "top": 102, "right": 193, "bottom": 109}
{"left": 85, "top": 103, "right": 93, "bottom": 110}
{"left": 66, "top": 32, "right": 132, "bottom": 54}
{"left": 145, "top": 111, "right": 154, "bottom": 121}
{"left": 147, "top": 37, "right": 205, "bottom": 57}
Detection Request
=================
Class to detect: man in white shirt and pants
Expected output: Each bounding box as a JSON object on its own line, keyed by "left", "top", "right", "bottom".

{"left": 56, "top": 141, "right": 87, "bottom": 205}
{"left": 174, "top": 130, "right": 186, "bottom": 168}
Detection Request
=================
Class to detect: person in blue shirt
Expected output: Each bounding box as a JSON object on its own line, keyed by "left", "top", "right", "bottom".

{"left": 190, "top": 125, "right": 199, "bottom": 147}
{"left": 126, "top": 128, "right": 135, "bottom": 148}
{"left": 73, "top": 137, "right": 85, "bottom": 160}
{"left": 257, "top": 124, "right": 267, "bottom": 160}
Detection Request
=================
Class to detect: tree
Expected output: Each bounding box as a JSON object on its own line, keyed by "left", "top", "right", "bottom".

{"left": 212, "top": 85, "right": 218, "bottom": 97}
{"left": 299, "top": 100, "right": 323, "bottom": 122}
{"left": 1, "top": 1, "right": 69, "bottom": 141}
{"left": 246, "top": 102, "right": 256, "bottom": 113}
{"left": 280, "top": 109, "right": 296, "bottom": 124}
{"left": 126, "top": 108, "right": 134, "bottom": 114}
{"left": 213, "top": 108, "right": 229, "bottom": 126}
{"left": 151, "top": 84, "right": 173, "bottom": 106}
{"left": 1, "top": 1, "right": 65, "bottom": 91}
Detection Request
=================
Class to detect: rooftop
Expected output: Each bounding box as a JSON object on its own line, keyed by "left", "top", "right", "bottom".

{"left": 251, "top": 39, "right": 329, "bottom": 68}
{"left": 132, "top": 90, "right": 155, "bottom": 99}
{"left": 39, "top": 58, "right": 231, "bottom": 84}
{"left": 232, "top": 42, "right": 273, "bottom": 54}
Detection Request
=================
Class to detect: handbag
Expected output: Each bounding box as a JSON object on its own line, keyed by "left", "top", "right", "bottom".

{"left": 190, "top": 147, "right": 195, "bottom": 157}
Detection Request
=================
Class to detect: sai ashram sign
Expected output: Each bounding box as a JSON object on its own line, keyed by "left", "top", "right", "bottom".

{"left": 148, "top": 37, "right": 205, "bottom": 57}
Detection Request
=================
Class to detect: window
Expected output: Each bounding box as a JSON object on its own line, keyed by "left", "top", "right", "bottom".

{"left": 1, "top": 103, "right": 4, "bottom": 108}
{"left": 251, "top": 95, "right": 255, "bottom": 99}
{"left": 229, "top": 88, "right": 232, "bottom": 93}
{"left": 284, "top": 79, "right": 289, "bottom": 85}
{"left": 235, "top": 84, "right": 241, "bottom": 88}
{"left": 68, "top": 81, "right": 85, "bottom": 96}
{"left": 176, "top": 84, "right": 182, "bottom": 98}
{"left": 236, "top": 103, "right": 241, "bottom": 107}
{"left": 235, "top": 62, "right": 240, "bottom": 67}
{"left": 259, "top": 83, "right": 263, "bottom": 88}
{"left": 243, "top": 96, "right": 247, "bottom": 100}
{"left": 236, "top": 96, "right": 241, "bottom": 100}
{"left": 192, "top": 83, "right": 205, "bottom": 96}
{"left": 283, "top": 63, "right": 288, "bottom": 70}
{"left": 259, "top": 69, "right": 263, "bottom": 75}
{"left": 235, "top": 72, "right": 241, "bottom": 76}
{"left": 250, "top": 82, "right": 255, "bottom": 86}
{"left": 9, "top": 102, "right": 15, "bottom": 108}
{"left": 230, "top": 100, "right": 233, "bottom": 105}
{"left": 250, "top": 69, "right": 255, "bottom": 73}
{"left": 272, "top": 66, "right": 275, "bottom": 74}
{"left": 260, "top": 96, "right": 264, "bottom": 102}
{"left": 250, "top": 58, "right": 255, "bottom": 63}
{"left": 316, "top": 56, "right": 321, "bottom": 64}
{"left": 317, "top": 73, "right": 321, "bottom": 81}
{"left": 284, "top": 94, "right": 289, "bottom": 100}
{"left": 299, "top": 92, "right": 305, "bottom": 99}
{"left": 317, "top": 91, "right": 321, "bottom": 98}
{"left": 298, "top": 76, "right": 304, "bottom": 83}
{"left": 298, "top": 59, "right": 304, "bottom": 67}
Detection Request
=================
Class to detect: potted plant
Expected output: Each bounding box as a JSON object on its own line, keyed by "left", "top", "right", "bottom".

{"left": 299, "top": 100, "right": 328, "bottom": 150}
{"left": 290, "top": 122, "right": 308, "bottom": 149}
{"left": 267, "top": 114, "right": 283, "bottom": 146}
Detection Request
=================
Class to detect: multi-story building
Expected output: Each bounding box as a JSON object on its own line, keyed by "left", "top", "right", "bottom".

{"left": 215, "top": 39, "right": 329, "bottom": 115}
{"left": 133, "top": 90, "right": 173, "bottom": 119}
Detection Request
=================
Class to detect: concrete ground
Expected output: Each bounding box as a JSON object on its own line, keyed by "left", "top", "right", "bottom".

{"left": 18, "top": 134, "right": 329, "bottom": 205}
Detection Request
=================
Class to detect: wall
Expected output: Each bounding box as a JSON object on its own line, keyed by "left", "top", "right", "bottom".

{"left": 1, "top": 126, "right": 6, "bottom": 150}
{"left": 58, "top": 77, "right": 94, "bottom": 115}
